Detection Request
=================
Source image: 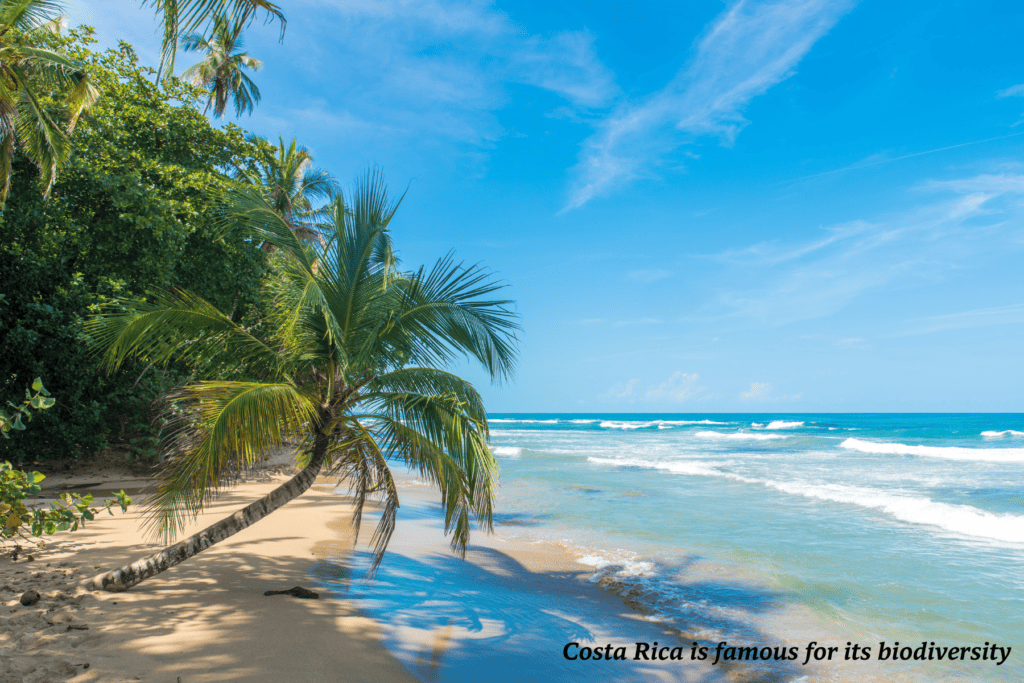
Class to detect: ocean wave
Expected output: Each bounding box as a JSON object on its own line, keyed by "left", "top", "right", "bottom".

{"left": 588, "top": 456, "right": 721, "bottom": 477}
{"left": 693, "top": 430, "right": 788, "bottom": 441}
{"left": 567, "top": 419, "right": 601, "bottom": 424}
{"left": 841, "top": 438, "right": 1024, "bottom": 463}
{"left": 491, "top": 446, "right": 524, "bottom": 457}
{"left": 488, "top": 418, "right": 559, "bottom": 424}
{"left": 599, "top": 419, "right": 729, "bottom": 430}
{"left": 764, "top": 420, "right": 804, "bottom": 430}
{"left": 588, "top": 456, "right": 1024, "bottom": 543}
{"left": 981, "top": 430, "right": 1024, "bottom": 438}
{"left": 764, "top": 481, "right": 1024, "bottom": 544}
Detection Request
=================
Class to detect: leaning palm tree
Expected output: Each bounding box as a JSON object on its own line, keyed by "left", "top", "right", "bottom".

{"left": 0, "top": 0, "right": 99, "bottom": 206}
{"left": 83, "top": 172, "right": 518, "bottom": 592}
{"left": 181, "top": 14, "right": 263, "bottom": 118}
{"left": 145, "top": 0, "right": 284, "bottom": 79}
{"left": 233, "top": 135, "right": 338, "bottom": 243}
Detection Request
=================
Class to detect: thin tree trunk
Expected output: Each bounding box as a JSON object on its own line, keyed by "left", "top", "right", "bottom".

{"left": 81, "top": 447, "right": 328, "bottom": 592}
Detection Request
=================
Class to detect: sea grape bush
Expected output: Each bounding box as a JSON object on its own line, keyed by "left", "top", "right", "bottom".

{"left": 0, "top": 378, "right": 56, "bottom": 438}
{"left": 0, "top": 461, "right": 132, "bottom": 546}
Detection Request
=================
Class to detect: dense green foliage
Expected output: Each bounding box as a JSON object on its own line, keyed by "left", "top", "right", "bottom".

{"left": 0, "top": 30, "right": 271, "bottom": 463}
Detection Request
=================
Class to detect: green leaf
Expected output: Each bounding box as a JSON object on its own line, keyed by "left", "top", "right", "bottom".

{"left": 31, "top": 378, "right": 43, "bottom": 393}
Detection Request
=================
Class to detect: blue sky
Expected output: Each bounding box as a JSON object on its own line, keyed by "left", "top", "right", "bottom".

{"left": 67, "top": 0, "right": 1024, "bottom": 412}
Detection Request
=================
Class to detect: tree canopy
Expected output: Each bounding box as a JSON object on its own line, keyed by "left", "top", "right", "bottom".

{"left": 0, "top": 30, "right": 270, "bottom": 463}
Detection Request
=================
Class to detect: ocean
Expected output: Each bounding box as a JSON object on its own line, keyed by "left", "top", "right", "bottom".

{"left": 326, "top": 414, "right": 1024, "bottom": 682}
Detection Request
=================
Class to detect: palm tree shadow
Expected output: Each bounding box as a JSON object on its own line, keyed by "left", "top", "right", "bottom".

{"left": 314, "top": 545, "right": 805, "bottom": 683}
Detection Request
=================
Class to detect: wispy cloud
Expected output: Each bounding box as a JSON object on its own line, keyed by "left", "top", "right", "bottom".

{"left": 712, "top": 172, "right": 1024, "bottom": 326}
{"left": 739, "top": 381, "right": 801, "bottom": 402}
{"left": 740, "top": 381, "right": 773, "bottom": 400}
{"left": 261, "top": 0, "right": 618, "bottom": 153}
{"left": 998, "top": 84, "right": 1024, "bottom": 98}
{"left": 600, "top": 372, "right": 711, "bottom": 403}
{"left": 893, "top": 304, "right": 1024, "bottom": 337}
{"left": 565, "top": 0, "right": 856, "bottom": 209}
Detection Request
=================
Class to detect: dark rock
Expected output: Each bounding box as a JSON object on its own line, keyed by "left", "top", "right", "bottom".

{"left": 263, "top": 586, "right": 320, "bottom": 599}
{"left": 20, "top": 590, "right": 41, "bottom": 606}
{"left": 67, "top": 624, "right": 89, "bottom": 631}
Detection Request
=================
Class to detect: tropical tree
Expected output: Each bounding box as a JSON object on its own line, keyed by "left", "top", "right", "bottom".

{"left": 83, "top": 172, "right": 519, "bottom": 591}
{"left": 0, "top": 0, "right": 99, "bottom": 206}
{"left": 145, "top": 0, "right": 285, "bottom": 78}
{"left": 233, "top": 135, "right": 338, "bottom": 243}
{"left": 180, "top": 14, "right": 263, "bottom": 118}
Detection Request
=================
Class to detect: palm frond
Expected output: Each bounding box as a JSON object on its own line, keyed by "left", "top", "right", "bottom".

{"left": 86, "top": 288, "right": 286, "bottom": 380}
{"left": 147, "top": 380, "right": 317, "bottom": 540}
{"left": 390, "top": 255, "right": 519, "bottom": 382}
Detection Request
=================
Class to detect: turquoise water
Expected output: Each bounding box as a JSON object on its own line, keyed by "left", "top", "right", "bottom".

{"left": 330, "top": 414, "right": 1023, "bottom": 681}
{"left": 485, "top": 414, "right": 1024, "bottom": 678}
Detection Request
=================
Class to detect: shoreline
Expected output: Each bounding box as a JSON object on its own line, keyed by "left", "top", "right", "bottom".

{"left": 0, "top": 462, "right": 969, "bottom": 682}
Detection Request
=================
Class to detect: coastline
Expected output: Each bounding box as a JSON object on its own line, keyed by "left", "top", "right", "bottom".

{"left": 1, "top": 458, "right": 986, "bottom": 682}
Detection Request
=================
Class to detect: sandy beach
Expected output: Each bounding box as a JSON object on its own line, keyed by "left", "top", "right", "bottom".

{"left": 2, "top": 458, "right": 892, "bottom": 683}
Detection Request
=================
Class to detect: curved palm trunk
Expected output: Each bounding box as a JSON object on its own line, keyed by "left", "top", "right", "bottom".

{"left": 82, "top": 448, "right": 327, "bottom": 592}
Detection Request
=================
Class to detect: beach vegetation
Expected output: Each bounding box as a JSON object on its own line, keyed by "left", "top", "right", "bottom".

{"left": 0, "top": 31, "right": 271, "bottom": 464}
{"left": 231, "top": 135, "right": 339, "bottom": 244}
{"left": 0, "top": 460, "right": 131, "bottom": 549}
{"left": 83, "top": 171, "right": 518, "bottom": 591}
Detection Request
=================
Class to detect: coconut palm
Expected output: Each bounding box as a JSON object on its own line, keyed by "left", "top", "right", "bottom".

{"left": 83, "top": 172, "right": 518, "bottom": 591}
{"left": 180, "top": 14, "right": 262, "bottom": 118}
{"left": 233, "top": 135, "right": 338, "bottom": 243}
{"left": 145, "top": 0, "right": 284, "bottom": 79}
{"left": 0, "top": 0, "right": 99, "bottom": 206}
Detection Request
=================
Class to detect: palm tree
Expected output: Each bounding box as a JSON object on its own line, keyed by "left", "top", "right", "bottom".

{"left": 0, "top": 0, "right": 99, "bottom": 206}
{"left": 233, "top": 135, "right": 339, "bottom": 243}
{"left": 180, "top": 14, "right": 263, "bottom": 118}
{"left": 145, "top": 0, "right": 285, "bottom": 79}
{"left": 83, "top": 172, "right": 518, "bottom": 592}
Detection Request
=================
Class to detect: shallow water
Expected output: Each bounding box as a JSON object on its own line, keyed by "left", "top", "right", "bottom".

{"left": 326, "top": 414, "right": 1023, "bottom": 682}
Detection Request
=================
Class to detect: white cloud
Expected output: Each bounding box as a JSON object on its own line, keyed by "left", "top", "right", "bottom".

{"left": 740, "top": 381, "right": 773, "bottom": 400}
{"left": 739, "top": 382, "right": 802, "bottom": 402}
{"left": 271, "top": 0, "right": 618, "bottom": 151}
{"left": 601, "top": 372, "right": 710, "bottom": 403}
{"left": 565, "top": 0, "right": 856, "bottom": 209}
{"left": 645, "top": 372, "right": 704, "bottom": 401}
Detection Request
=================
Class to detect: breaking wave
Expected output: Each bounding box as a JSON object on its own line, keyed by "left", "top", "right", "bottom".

{"left": 841, "top": 438, "right": 1024, "bottom": 463}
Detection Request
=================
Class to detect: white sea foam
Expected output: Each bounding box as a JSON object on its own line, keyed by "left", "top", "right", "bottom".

{"left": 599, "top": 419, "right": 728, "bottom": 430}
{"left": 693, "top": 430, "right": 788, "bottom": 441}
{"left": 763, "top": 481, "right": 1024, "bottom": 544}
{"left": 491, "top": 446, "right": 524, "bottom": 457}
{"left": 568, "top": 419, "right": 601, "bottom": 424}
{"left": 577, "top": 552, "right": 656, "bottom": 578}
{"left": 841, "top": 438, "right": 1024, "bottom": 463}
{"left": 764, "top": 420, "right": 804, "bottom": 430}
{"left": 588, "top": 455, "right": 1024, "bottom": 544}
{"left": 982, "top": 430, "right": 1024, "bottom": 438}
{"left": 588, "top": 456, "right": 721, "bottom": 477}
